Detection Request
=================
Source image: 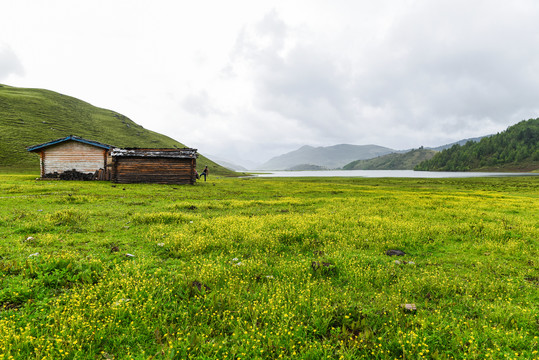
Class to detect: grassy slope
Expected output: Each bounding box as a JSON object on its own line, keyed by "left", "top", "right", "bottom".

{"left": 0, "top": 84, "right": 235, "bottom": 175}
{"left": 0, "top": 176, "right": 537, "bottom": 359}
{"left": 343, "top": 148, "right": 437, "bottom": 170}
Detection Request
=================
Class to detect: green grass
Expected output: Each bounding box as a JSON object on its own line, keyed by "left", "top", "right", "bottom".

{"left": 0, "top": 84, "right": 235, "bottom": 176}
{"left": 0, "top": 175, "right": 537, "bottom": 359}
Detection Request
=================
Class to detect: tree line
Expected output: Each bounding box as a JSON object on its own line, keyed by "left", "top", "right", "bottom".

{"left": 415, "top": 118, "right": 539, "bottom": 171}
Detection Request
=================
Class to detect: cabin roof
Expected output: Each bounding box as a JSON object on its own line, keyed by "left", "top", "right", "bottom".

{"left": 111, "top": 148, "right": 198, "bottom": 159}
{"left": 27, "top": 135, "right": 114, "bottom": 152}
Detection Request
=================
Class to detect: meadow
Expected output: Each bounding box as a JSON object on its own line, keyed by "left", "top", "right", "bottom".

{"left": 0, "top": 174, "right": 537, "bottom": 359}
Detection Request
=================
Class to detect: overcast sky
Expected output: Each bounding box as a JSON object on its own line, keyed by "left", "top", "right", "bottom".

{"left": 2, "top": 1, "right": 539, "bottom": 165}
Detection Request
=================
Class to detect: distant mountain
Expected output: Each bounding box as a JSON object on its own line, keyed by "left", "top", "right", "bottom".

{"left": 415, "top": 118, "right": 539, "bottom": 172}
{"left": 259, "top": 144, "right": 396, "bottom": 170}
{"left": 215, "top": 160, "right": 248, "bottom": 172}
{"left": 286, "top": 164, "right": 329, "bottom": 171}
{"left": 204, "top": 155, "right": 248, "bottom": 171}
{"left": 343, "top": 148, "right": 437, "bottom": 170}
{"left": 205, "top": 154, "right": 262, "bottom": 171}
{"left": 0, "top": 84, "right": 235, "bottom": 175}
{"left": 430, "top": 136, "right": 488, "bottom": 151}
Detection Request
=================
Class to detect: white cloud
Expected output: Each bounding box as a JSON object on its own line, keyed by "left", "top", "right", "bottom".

{"left": 2, "top": 0, "right": 539, "bottom": 165}
{"left": 0, "top": 44, "right": 24, "bottom": 81}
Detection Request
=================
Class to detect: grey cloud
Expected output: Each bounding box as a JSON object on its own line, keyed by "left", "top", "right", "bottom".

{"left": 353, "top": 1, "right": 539, "bottom": 130}
{"left": 0, "top": 44, "right": 24, "bottom": 80}
{"left": 243, "top": 4, "right": 539, "bottom": 134}
{"left": 220, "top": 2, "right": 539, "bottom": 160}
{"left": 230, "top": 12, "right": 357, "bottom": 141}
{"left": 258, "top": 51, "right": 349, "bottom": 118}
{"left": 181, "top": 90, "right": 219, "bottom": 117}
{"left": 254, "top": 9, "right": 287, "bottom": 51}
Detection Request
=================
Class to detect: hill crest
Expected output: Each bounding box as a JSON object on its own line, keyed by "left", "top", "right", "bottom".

{"left": 0, "top": 84, "right": 235, "bottom": 175}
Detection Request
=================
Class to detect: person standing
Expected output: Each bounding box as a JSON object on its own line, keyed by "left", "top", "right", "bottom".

{"left": 202, "top": 166, "right": 209, "bottom": 181}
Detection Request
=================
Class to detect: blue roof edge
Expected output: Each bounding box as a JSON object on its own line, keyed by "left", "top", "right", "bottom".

{"left": 27, "top": 135, "right": 114, "bottom": 152}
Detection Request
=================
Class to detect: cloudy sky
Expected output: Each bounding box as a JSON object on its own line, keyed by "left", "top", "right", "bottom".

{"left": 2, "top": 0, "right": 539, "bottom": 165}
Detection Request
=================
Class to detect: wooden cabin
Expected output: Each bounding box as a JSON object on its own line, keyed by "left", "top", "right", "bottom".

{"left": 110, "top": 148, "right": 198, "bottom": 184}
{"left": 27, "top": 135, "right": 113, "bottom": 180}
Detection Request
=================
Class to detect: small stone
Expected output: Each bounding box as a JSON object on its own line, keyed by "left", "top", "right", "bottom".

{"left": 112, "top": 298, "right": 131, "bottom": 307}
{"left": 192, "top": 280, "right": 211, "bottom": 292}
{"left": 386, "top": 249, "right": 406, "bottom": 256}
{"left": 401, "top": 303, "right": 417, "bottom": 312}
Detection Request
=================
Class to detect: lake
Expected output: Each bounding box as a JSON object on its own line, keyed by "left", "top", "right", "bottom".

{"left": 252, "top": 170, "right": 539, "bottom": 178}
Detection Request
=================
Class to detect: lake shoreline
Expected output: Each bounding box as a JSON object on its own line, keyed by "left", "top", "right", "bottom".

{"left": 250, "top": 169, "right": 539, "bottom": 178}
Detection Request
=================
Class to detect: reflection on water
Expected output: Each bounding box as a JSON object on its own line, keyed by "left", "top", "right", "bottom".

{"left": 252, "top": 170, "right": 538, "bottom": 178}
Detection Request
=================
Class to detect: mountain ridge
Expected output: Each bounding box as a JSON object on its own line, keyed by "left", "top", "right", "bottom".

{"left": 0, "top": 84, "right": 235, "bottom": 175}
{"left": 429, "top": 136, "right": 489, "bottom": 151}
{"left": 344, "top": 148, "right": 437, "bottom": 170}
{"left": 259, "top": 143, "right": 396, "bottom": 170}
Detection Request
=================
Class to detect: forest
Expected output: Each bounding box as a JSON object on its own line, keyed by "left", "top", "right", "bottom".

{"left": 415, "top": 118, "right": 539, "bottom": 171}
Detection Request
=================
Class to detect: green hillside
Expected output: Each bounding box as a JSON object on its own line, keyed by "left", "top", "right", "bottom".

{"left": 0, "top": 84, "right": 235, "bottom": 175}
{"left": 415, "top": 118, "right": 539, "bottom": 172}
{"left": 343, "top": 148, "right": 437, "bottom": 170}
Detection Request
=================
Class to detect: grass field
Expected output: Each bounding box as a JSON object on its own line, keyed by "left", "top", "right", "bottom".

{"left": 0, "top": 175, "right": 537, "bottom": 359}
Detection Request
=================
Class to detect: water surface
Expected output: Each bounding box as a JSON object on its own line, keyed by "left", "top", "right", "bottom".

{"left": 253, "top": 170, "right": 538, "bottom": 178}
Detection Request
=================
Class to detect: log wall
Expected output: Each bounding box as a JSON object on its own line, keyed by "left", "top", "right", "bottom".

{"left": 112, "top": 157, "right": 196, "bottom": 184}
{"left": 41, "top": 141, "right": 107, "bottom": 175}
